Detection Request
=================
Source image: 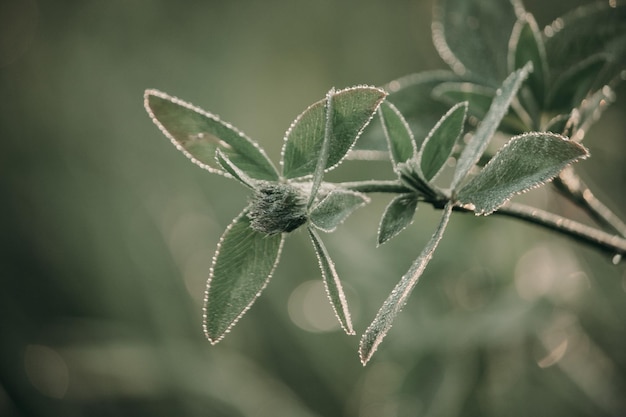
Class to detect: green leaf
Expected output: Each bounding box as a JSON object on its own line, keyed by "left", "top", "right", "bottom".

{"left": 308, "top": 228, "right": 355, "bottom": 335}
{"left": 544, "top": 2, "right": 626, "bottom": 89}
{"left": 282, "top": 86, "right": 386, "bottom": 179}
{"left": 451, "top": 62, "right": 533, "bottom": 190}
{"left": 432, "top": 82, "right": 494, "bottom": 121}
{"left": 360, "top": 203, "right": 453, "bottom": 365}
{"left": 144, "top": 89, "right": 278, "bottom": 181}
{"left": 419, "top": 101, "right": 467, "bottom": 181}
{"left": 433, "top": 0, "right": 525, "bottom": 84}
{"left": 388, "top": 71, "right": 466, "bottom": 144}
{"left": 354, "top": 71, "right": 462, "bottom": 155}
{"left": 456, "top": 133, "right": 589, "bottom": 215}
{"left": 508, "top": 13, "right": 548, "bottom": 106}
{"left": 309, "top": 189, "right": 370, "bottom": 233}
{"left": 308, "top": 88, "right": 336, "bottom": 207}
{"left": 215, "top": 149, "right": 256, "bottom": 189}
{"left": 547, "top": 54, "right": 609, "bottom": 111}
{"left": 378, "top": 101, "right": 416, "bottom": 171}
{"left": 377, "top": 194, "right": 418, "bottom": 246}
{"left": 203, "top": 210, "right": 284, "bottom": 344}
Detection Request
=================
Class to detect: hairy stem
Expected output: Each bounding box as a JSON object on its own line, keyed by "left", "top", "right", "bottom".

{"left": 339, "top": 179, "right": 626, "bottom": 260}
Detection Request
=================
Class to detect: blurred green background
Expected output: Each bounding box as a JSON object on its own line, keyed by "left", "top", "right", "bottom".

{"left": 1, "top": 0, "right": 625, "bottom": 416}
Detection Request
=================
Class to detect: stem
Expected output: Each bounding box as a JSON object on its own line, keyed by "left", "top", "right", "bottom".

{"left": 553, "top": 166, "right": 626, "bottom": 237}
{"left": 338, "top": 179, "right": 412, "bottom": 194}
{"left": 490, "top": 202, "right": 626, "bottom": 259}
{"left": 339, "top": 179, "right": 626, "bottom": 260}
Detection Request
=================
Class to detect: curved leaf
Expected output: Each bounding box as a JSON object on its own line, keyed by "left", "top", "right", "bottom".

{"left": 360, "top": 203, "right": 453, "bottom": 365}
{"left": 419, "top": 101, "right": 467, "bottom": 181}
{"left": 451, "top": 62, "right": 533, "bottom": 190}
{"left": 203, "top": 210, "right": 284, "bottom": 344}
{"left": 308, "top": 228, "right": 355, "bottom": 335}
{"left": 433, "top": 0, "right": 525, "bottom": 84}
{"left": 544, "top": 2, "right": 626, "bottom": 88}
{"left": 547, "top": 54, "right": 610, "bottom": 111}
{"left": 456, "top": 132, "right": 589, "bottom": 215}
{"left": 377, "top": 194, "right": 418, "bottom": 246}
{"left": 281, "top": 86, "right": 386, "bottom": 179}
{"left": 378, "top": 101, "right": 416, "bottom": 171}
{"left": 309, "top": 189, "right": 369, "bottom": 233}
{"left": 508, "top": 13, "right": 548, "bottom": 106}
{"left": 144, "top": 89, "right": 278, "bottom": 181}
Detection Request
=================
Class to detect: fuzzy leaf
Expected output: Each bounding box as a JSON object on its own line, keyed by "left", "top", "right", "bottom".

{"left": 456, "top": 133, "right": 589, "bottom": 215}
{"left": 355, "top": 71, "right": 462, "bottom": 155}
{"left": 377, "top": 194, "right": 418, "bottom": 246}
{"left": 547, "top": 54, "right": 609, "bottom": 111}
{"left": 360, "top": 203, "right": 453, "bottom": 365}
{"left": 433, "top": 0, "right": 525, "bottom": 84}
{"left": 144, "top": 89, "right": 278, "bottom": 181}
{"left": 419, "top": 101, "right": 467, "bottom": 181}
{"left": 308, "top": 88, "right": 336, "bottom": 207}
{"left": 282, "top": 86, "right": 386, "bottom": 179}
{"left": 378, "top": 101, "right": 416, "bottom": 171}
{"left": 310, "top": 189, "right": 369, "bottom": 233}
{"left": 545, "top": 2, "right": 626, "bottom": 89}
{"left": 215, "top": 149, "right": 256, "bottom": 189}
{"left": 508, "top": 13, "right": 548, "bottom": 106}
{"left": 308, "top": 228, "right": 355, "bottom": 335}
{"left": 451, "top": 63, "right": 533, "bottom": 190}
{"left": 203, "top": 210, "right": 284, "bottom": 344}
{"left": 432, "top": 82, "right": 495, "bottom": 121}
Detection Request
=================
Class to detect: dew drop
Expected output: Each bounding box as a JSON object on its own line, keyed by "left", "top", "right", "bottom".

{"left": 612, "top": 254, "right": 622, "bottom": 265}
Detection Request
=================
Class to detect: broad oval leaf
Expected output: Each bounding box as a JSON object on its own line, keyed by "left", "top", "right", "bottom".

{"left": 308, "top": 227, "right": 355, "bottom": 335}
{"left": 451, "top": 62, "right": 533, "bottom": 190}
{"left": 377, "top": 194, "right": 418, "bottom": 246}
{"left": 309, "top": 189, "right": 370, "bottom": 233}
{"left": 433, "top": 0, "right": 525, "bottom": 85}
{"left": 281, "top": 86, "right": 386, "bottom": 179}
{"left": 203, "top": 210, "right": 284, "bottom": 344}
{"left": 360, "top": 203, "right": 453, "bottom": 365}
{"left": 378, "top": 101, "right": 416, "bottom": 171}
{"left": 456, "top": 132, "right": 589, "bottom": 215}
{"left": 145, "top": 89, "right": 278, "bottom": 181}
{"left": 419, "top": 101, "right": 467, "bottom": 181}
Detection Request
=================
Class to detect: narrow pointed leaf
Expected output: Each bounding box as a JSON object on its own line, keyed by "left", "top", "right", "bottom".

{"left": 456, "top": 133, "right": 589, "bottom": 215}
{"left": 308, "top": 88, "right": 335, "bottom": 208}
{"left": 387, "top": 71, "right": 464, "bottom": 146}
{"left": 310, "top": 189, "right": 370, "bottom": 233}
{"left": 215, "top": 149, "right": 256, "bottom": 189}
{"left": 377, "top": 194, "right": 418, "bottom": 246}
{"left": 203, "top": 210, "right": 284, "bottom": 344}
{"left": 508, "top": 13, "right": 548, "bottom": 105}
{"left": 419, "top": 101, "right": 467, "bottom": 181}
{"left": 451, "top": 62, "right": 533, "bottom": 190}
{"left": 378, "top": 101, "right": 416, "bottom": 171}
{"left": 282, "top": 86, "right": 386, "bottom": 179}
{"left": 308, "top": 227, "right": 355, "bottom": 335}
{"left": 144, "top": 89, "right": 278, "bottom": 181}
{"left": 360, "top": 203, "right": 453, "bottom": 365}
{"left": 433, "top": 0, "right": 525, "bottom": 84}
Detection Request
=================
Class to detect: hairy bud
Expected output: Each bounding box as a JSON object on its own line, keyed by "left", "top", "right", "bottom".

{"left": 247, "top": 183, "right": 308, "bottom": 235}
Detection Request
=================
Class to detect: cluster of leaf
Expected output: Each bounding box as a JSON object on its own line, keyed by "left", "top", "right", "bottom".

{"left": 144, "top": 0, "right": 625, "bottom": 364}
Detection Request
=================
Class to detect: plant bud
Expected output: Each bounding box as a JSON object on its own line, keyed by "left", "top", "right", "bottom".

{"left": 248, "top": 183, "right": 308, "bottom": 235}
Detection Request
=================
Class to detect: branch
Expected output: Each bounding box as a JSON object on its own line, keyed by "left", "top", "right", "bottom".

{"left": 492, "top": 201, "right": 626, "bottom": 260}
{"left": 339, "top": 179, "right": 626, "bottom": 261}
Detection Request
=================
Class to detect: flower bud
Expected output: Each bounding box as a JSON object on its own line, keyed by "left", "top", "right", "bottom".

{"left": 248, "top": 183, "right": 308, "bottom": 235}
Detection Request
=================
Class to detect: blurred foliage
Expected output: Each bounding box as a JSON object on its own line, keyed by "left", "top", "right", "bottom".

{"left": 1, "top": 0, "right": 625, "bottom": 416}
